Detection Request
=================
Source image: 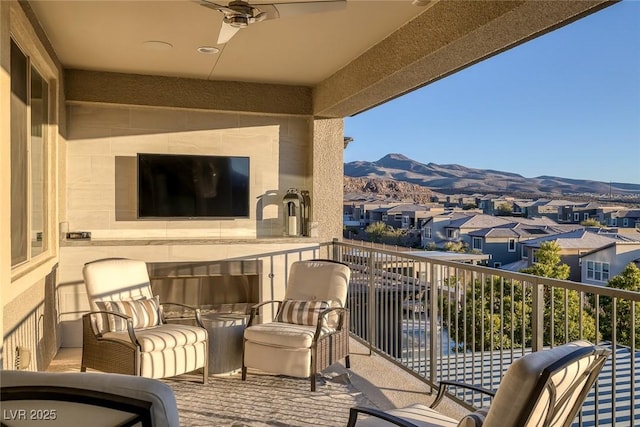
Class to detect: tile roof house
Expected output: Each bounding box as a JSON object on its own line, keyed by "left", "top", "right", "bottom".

{"left": 519, "top": 230, "right": 625, "bottom": 281}
{"left": 579, "top": 241, "right": 640, "bottom": 286}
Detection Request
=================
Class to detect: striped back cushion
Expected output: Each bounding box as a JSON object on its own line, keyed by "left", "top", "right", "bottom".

{"left": 97, "top": 296, "right": 161, "bottom": 332}
{"left": 275, "top": 300, "right": 330, "bottom": 326}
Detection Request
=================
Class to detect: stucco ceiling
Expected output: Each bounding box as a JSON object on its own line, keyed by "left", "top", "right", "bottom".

{"left": 26, "top": 0, "right": 614, "bottom": 117}
{"left": 29, "top": 0, "right": 430, "bottom": 85}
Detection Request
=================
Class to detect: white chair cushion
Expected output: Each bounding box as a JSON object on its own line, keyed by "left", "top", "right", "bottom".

{"left": 244, "top": 322, "right": 334, "bottom": 348}
{"left": 355, "top": 404, "right": 459, "bottom": 427}
{"left": 83, "top": 259, "right": 154, "bottom": 332}
{"left": 483, "top": 340, "right": 594, "bottom": 427}
{"left": 103, "top": 323, "right": 207, "bottom": 352}
{"left": 285, "top": 260, "right": 350, "bottom": 307}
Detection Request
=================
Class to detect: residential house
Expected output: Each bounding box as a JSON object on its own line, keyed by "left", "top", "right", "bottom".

{"left": 468, "top": 222, "right": 582, "bottom": 268}
{"left": 513, "top": 199, "right": 576, "bottom": 221}
{"left": 382, "top": 204, "right": 446, "bottom": 230}
{"left": 601, "top": 209, "right": 640, "bottom": 229}
{"left": 580, "top": 241, "right": 640, "bottom": 286}
{"left": 518, "top": 230, "right": 627, "bottom": 282}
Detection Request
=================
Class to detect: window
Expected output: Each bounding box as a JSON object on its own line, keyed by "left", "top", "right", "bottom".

{"left": 586, "top": 261, "right": 610, "bottom": 282}
{"left": 522, "top": 246, "right": 528, "bottom": 259}
{"left": 493, "top": 262, "right": 502, "bottom": 268}
{"left": 394, "top": 213, "right": 403, "bottom": 221}
{"left": 623, "top": 218, "right": 629, "bottom": 227}
{"left": 584, "top": 213, "right": 589, "bottom": 220}
{"left": 472, "top": 237, "right": 482, "bottom": 250}
{"left": 508, "top": 238, "right": 516, "bottom": 252}
{"left": 532, "top": 249, "right": 539, "bottom": 263}
{"left": 423, "top": 227, "right": 432, "bottom": 239}
{"left": 574, "top": 213, "right": 580, "bottom": 222}
{"left": 10, "top": 39, "right": 50, "bottom": 268}
{"left": 382, "top": 214, "right": 388, "bottom": 221}
{"left": 447, "top": 229, "right": 457, "bottom": 239}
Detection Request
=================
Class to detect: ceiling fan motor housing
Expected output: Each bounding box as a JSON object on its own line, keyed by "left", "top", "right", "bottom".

{"left": 224, "top": 14, "right": 253, "bottom": 27}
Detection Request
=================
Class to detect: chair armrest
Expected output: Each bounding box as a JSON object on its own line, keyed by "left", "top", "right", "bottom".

{"left": 84, "top": 311, "right": 139, "bottom": 346}
{"left": 314, "top": 307, "right": 347, "bottom": 340}
{"left": 430, "top": 380, "right": 496, "bottom": 409}
{"left": 160, "top": 302, "right": 203, "bottom": 327}
{"left": 347, "top": 407, "right": 420, "bottom": 427}
{"left": 247, "top": 300, "right": 283, "bottom": 326}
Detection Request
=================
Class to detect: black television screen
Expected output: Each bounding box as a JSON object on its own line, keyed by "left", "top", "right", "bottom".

{"left": 137, "top": 153, "right": 250, "bottom": 218}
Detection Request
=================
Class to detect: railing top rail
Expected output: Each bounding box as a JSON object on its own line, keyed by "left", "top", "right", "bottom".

{"left": 330, "top": 240, "right": 640, "bottom": 302}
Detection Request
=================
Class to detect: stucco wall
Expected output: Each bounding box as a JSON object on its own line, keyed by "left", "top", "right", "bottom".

{"left": 2, "top": 0, "right": 62, "bottom": 371}
{"left": 65, "top": 103, "right": 314, "bottom": 239}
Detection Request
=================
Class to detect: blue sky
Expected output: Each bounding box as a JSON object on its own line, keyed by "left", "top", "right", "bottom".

{"left": 344, "top": 1, "right": 640, "bottom": 185}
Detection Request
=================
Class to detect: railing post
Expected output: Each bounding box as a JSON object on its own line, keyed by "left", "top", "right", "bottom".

{"left": 332, "top": 238, "right": 339, "bottom": 261}
{"left": 429, "top": 261, "right": 437, "bottom": 386}
{"left": 368, "top": 249, "right": 376, "bottom": 354}
{"left": 531, "top": 279, "right": 544, "bottom": 352}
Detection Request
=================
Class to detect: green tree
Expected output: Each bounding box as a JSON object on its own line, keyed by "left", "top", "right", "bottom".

{"left": 365, "top": 221, "right": 387, "bottom": 243}
{"left": 580, "top": 218, "right": 603, "bottom": 227}
{"left": 495, "top": 203, "right": 513, "bottom": 216}
{"left": 520, "top": 241, "right": 570, "bottom": 279}
{"left": 521, "top": 241, "right": 597, "bottom": 346}
{"left": 443, "top": 241, "right": 467, "bottom": 253}
{"left": 454, "top": 241, "right": 599, "bottom": 352}
{"left": 600, "top": 263, "right": 640, "bottom": 348}
{"left": 452, "top": 276, "right": 532, "bottom": 351}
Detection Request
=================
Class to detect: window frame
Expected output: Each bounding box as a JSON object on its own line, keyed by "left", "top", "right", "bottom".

{"left": 508, "top": 238, "right": 516, "bottom": 252}
{"left": 9, "top": 17, "right": 58, "bottom": 277}
{"left": 586, "top": 260, "right": 609, "bottom": 283}
{"left": 472, "top": 237, "right": 482, "bottom": 251}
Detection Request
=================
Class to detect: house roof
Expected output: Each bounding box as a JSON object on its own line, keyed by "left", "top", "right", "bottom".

{"left": 500, "top": 259, "right": 529, "bottom": 272}
{"left": 447, "top": 214, "right": 512, "bottom": 229}
{"left": 522, "top": 229, "right": 622, "bottom": 250}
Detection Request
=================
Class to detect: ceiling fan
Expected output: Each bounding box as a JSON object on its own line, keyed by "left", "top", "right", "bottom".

{"left": 200, "top": 0, "right": 347, "bottom": 44}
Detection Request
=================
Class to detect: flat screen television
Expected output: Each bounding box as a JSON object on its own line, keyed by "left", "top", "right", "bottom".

{"left": 137, "top": 153, "right": 250, "bottom": 218}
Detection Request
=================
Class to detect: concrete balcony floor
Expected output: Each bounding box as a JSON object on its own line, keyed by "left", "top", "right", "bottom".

{"left": 48, "top": 338, "right": 468, "bottom": 426}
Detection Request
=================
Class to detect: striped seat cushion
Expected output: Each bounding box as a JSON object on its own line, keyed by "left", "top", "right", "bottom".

{"left": 275, "top": 300, "right": 330, "bottom": 326}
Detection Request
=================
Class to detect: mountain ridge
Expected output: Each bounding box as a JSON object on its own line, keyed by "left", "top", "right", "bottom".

{"left": 344, "top": 153, "right": 640, "bottom": 199}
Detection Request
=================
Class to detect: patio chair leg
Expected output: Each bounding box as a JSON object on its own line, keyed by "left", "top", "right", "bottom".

{"left": 345, "top": 355, "right": 350, "bottom": 369}
{"left": 241, "top": 366, "right": 247, "bottom": 381}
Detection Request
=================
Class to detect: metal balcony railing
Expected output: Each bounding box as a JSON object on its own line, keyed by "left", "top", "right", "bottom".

{"left": 325, "top": 240, "right": 640, "bottom": 427}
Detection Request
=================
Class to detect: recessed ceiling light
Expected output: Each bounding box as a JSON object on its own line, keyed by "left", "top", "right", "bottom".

{"left": 142, "top": 40, "right": 173, "bottom": 51}
{"left": 197, "top": 46, "right": 220, "bottom": 54}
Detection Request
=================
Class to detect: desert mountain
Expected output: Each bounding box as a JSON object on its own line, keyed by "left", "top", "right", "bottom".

{"left": 344, "top": 153, "right": 640, "bottom": 198}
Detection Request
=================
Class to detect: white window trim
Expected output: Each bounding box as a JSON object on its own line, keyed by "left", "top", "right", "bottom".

{"left": 472, "top": 237, "right": 482, "bottom": 251}
{"left": 508, "top": 238, "right": 516, "bottom": 252}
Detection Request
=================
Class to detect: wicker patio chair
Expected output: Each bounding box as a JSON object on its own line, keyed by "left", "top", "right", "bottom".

{"left": 242, "top": 259, "right": 351, "bottom": 391}
{"left": 81, "top": 258, "right": 208, "bottom": 383}
{"left": 347, "top": 340, "right": 611, "bottom": 427}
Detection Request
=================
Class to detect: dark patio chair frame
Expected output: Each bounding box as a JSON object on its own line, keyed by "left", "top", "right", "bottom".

{"left": 348, "top": 344, "right": 611, "bottom": 427}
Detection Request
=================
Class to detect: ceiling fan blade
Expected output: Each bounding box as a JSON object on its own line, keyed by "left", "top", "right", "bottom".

{"left": 254, "top": 0, "right": 346, "bottom": 19}
{"left": 200, "top": 0, "right": 237, "bottom": 15}
{"left": 217, "top": 22, "right": 241, "bottom": 44}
